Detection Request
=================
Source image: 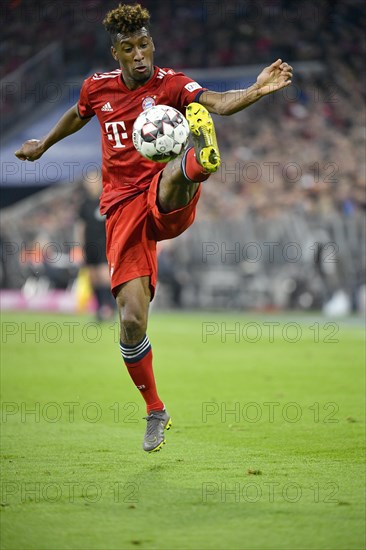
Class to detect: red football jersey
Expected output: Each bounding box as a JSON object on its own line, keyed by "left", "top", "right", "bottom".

{"left": 78, "top": 66, "right": 207, "bottom": 214}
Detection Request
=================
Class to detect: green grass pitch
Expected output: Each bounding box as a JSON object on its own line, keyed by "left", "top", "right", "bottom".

{"left": 1, "top": 311, "right": 365, "bottom": 550}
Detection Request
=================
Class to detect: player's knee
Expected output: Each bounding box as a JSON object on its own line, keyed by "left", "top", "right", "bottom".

{"left": 119, "top": 311, "right": 147, "bottom": 343}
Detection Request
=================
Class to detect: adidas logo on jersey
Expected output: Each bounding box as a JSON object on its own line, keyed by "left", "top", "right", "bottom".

{"left": 101, "top": 102, "right": 113, "bottom": 112}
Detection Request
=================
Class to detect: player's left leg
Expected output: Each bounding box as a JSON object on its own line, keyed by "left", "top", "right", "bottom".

{"left": 115, "top": 276, "right": 172, "bottom": 453}
{"left": 157, "top": 102, "right": 220, "bottom": 213}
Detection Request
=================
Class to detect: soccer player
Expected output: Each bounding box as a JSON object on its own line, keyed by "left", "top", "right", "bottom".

{"left": 15, "top": 3, "right": 293, "bottom": 452}
{"left": 77, "top": 171, "right": 116, "bottom": 322}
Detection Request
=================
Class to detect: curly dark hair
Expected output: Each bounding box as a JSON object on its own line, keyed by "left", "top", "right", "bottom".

{"left": 103, "top": 3, "right": 151, "bottom": 43}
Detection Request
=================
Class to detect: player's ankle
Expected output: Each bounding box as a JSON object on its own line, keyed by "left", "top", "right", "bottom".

{"left": 181, "top": 147, "right": 210, "bottom": 183}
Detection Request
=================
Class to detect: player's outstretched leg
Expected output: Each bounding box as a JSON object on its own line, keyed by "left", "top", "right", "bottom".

{"left": 185, "top": 102, "right": 221, "bottom": 173}
{"left": 158, "top": 103, "right": 220, "bottom": 213}
{"left": 143, "top": 409, "right": 172, "bottom": 453}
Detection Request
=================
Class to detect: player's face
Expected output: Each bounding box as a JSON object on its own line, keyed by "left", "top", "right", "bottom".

{"left": 111, "top": 28, "right": 155, "bottom": 90}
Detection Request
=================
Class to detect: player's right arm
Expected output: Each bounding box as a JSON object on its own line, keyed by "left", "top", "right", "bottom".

{"left": 15, "top": 103, "right": 91, "bottom": 162}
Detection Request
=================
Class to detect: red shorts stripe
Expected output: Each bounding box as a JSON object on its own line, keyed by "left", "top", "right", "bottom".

{"left": 105, "top": 171, "right": 201, "bottom": 299}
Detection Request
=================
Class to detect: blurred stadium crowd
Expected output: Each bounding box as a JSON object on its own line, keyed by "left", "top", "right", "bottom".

{"left": 2, "top": 0, "right": 364, "bottom": 76}
{"left": 1, "top": 0, "right": 365, "bottom": 312}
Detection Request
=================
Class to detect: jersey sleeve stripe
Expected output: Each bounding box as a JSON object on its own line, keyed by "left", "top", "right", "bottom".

{"left": 194, "top": 89, "right": 206, "bottom": 102}
{"left": 92, "top": 69, "right": 122, "bottom": 80}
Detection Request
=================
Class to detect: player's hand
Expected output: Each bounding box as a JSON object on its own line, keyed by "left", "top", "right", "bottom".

{"left": 255, "top": 59, "right": 293, "bottom": 96}
{"left": 15, "top": 139, "right": 45, "bottom": 161}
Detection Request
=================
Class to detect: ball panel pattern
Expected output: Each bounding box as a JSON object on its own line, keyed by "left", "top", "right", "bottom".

{"left": 132, "top": 105, "right": 190, "bottom": 163}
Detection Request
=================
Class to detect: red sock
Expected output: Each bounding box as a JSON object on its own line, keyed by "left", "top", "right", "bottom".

{"left": 120, "top": 337, "right": 164, "bottom": 413}
{"left": 182, "top": 147, "right": 210, "bottom": 182}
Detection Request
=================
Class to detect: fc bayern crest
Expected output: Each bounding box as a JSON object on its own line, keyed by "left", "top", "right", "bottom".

{"left": 142, "top": 96, "right": 156, "bottom": 110}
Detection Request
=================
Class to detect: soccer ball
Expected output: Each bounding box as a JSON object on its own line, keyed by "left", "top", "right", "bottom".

{"left": 132, "top": 105, "right": 190, "bottom": 163}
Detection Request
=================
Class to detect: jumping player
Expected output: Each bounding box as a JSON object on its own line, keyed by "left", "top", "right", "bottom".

{"left": 15, "top": 4, "right": 293, "bottom": 452}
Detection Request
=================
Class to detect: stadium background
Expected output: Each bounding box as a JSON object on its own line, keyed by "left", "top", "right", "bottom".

{"left": 1, "top": 0, "right": 365, "bottom": 313}
{"left": 0, "top": 2, "right": 365, "bottom": 550}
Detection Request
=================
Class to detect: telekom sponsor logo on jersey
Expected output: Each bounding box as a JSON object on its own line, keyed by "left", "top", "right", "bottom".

{"left": 105, "top": 122, "right": 128, "bottom": 148}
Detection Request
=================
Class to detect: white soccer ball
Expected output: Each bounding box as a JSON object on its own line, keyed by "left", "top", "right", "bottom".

{"left": 132, "top": 105, "right": 190, "bottom": 163}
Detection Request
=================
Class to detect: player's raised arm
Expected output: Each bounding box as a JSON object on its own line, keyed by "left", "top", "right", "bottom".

{"left": 15, "top": 103, "right": 92, "bottom": 162}
{"left": 199, "top": 59, "right": 293, "bottom": 116}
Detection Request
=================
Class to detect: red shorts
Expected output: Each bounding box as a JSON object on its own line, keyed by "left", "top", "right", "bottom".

{"left": 105, "top": 171, "right": 201, "bottom": 299}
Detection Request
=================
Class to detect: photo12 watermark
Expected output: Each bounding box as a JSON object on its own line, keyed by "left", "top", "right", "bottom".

{"left": 201, "top": 401, "right": 340, "bottom": 424}
{"left": 201, "top": 481, "right": 339, "bottom": 504}
{"left": 216, "top": 160, "right": 339, "bottom": 185}
{"left": 1, "top": 481, "right": 139, "bottom": 505}
{"left": 1, "top": 401, "right": 141, "bottom": 424}
{"left": 201, "top": 321, "right": 340, "bottom": 344}
{"left": 1, "top": 320, "right": 122, "bottom": 344}
{"left": 201, "top": 241, "right": 339, "bottom": 265}
{"left": 1, "top": 162, "right": 101, "bottom": 185}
